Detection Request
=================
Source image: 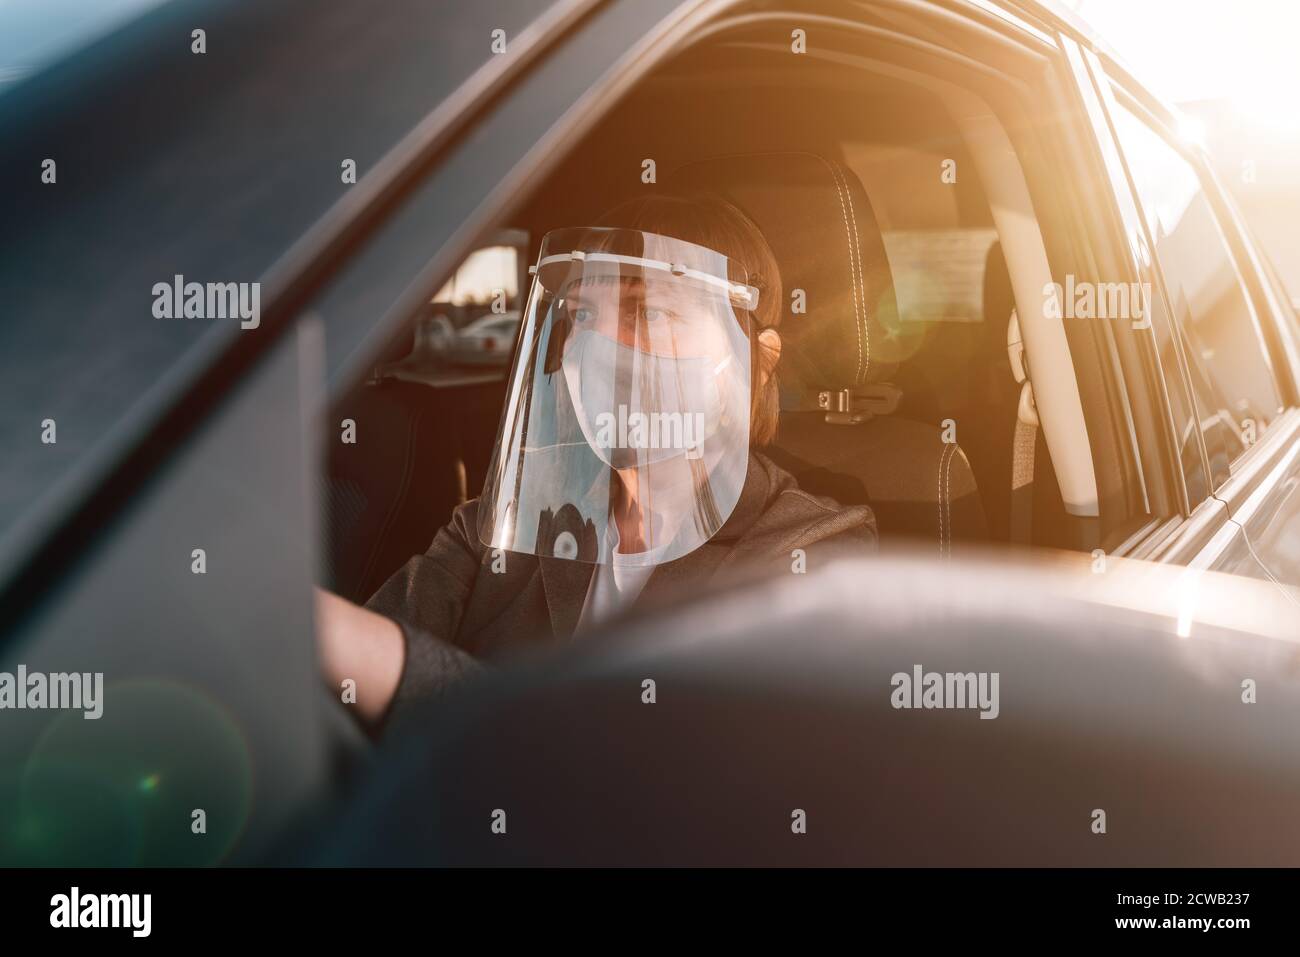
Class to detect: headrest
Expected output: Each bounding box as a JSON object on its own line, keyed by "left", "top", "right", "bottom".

{"left": 667, "top": 152, "right": 900, "bottom": 407}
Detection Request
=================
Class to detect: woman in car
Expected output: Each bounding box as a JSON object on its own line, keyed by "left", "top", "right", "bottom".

{"left": 317, "top": 192, "right": 877, "bottom": 733}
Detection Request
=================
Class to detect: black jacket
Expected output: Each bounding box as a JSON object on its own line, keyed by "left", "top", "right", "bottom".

{"left": 365, "top": 450, "right": 877, "bottom": 730}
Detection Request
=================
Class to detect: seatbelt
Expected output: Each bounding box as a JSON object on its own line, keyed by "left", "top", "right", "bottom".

{"left": 1007, "top": 310, "right": 1038, "bottom": 544}
{"left": 810, "top": 383, "right": 903, "bottom": 425}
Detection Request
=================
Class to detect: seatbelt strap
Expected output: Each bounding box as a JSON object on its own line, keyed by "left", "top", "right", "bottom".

{"left": 1007, "top": 309, "right": 1037, "bottom": 545}
{"left": 1010, "top": 410, "right": 1036, "bottom": 544}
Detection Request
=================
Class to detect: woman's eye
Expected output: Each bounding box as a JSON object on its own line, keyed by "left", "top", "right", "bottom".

{"left": 644, "top": 307, "right": 672, "bottom": 324}
{"left": 571, "top": 306, "right": 595, "bottom": 323}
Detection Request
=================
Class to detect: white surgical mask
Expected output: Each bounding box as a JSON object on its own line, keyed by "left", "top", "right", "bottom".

{"left": 561, "top": 328, "right": 735, "bottom": 469}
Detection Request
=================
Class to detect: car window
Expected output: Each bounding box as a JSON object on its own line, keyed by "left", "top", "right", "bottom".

{"left": 1111, "top": 101, "right": 1284, "bottom": 488}
{"left": 434, "top": 245, "right": 520, "bottom": 309}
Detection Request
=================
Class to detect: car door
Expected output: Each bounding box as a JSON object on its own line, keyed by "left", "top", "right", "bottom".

{"left": 1063, "top": 42, "right": 1300, "bottom": 587}
{"left": 0, "top": 0, "right": 700, "bottom": 865}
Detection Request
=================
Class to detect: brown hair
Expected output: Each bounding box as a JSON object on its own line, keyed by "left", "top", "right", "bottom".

{"left": 591, "top": 193, "right": 783, "bottom": 446}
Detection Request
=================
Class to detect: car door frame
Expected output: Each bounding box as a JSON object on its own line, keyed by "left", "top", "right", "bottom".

{"left": 1033, "top": 36, "right": 1231, "bottom": 567}
{"left": 1070, "top": 41, "right": 1300, "bottom": 582}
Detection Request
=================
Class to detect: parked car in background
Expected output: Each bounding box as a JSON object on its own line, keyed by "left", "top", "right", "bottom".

{"left": 445, "top": 311, "right": 522, "bottom": 366}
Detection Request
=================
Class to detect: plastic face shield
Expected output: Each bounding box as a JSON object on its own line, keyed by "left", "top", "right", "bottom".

{"left": 477, "top": 227, "right": 757, "bottom": 566}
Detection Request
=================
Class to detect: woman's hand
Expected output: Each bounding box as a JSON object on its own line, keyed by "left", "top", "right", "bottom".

{"left": 314, "top": 587, "right": 406, "bottom": 727}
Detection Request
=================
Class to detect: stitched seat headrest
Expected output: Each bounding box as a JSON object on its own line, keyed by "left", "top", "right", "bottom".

{"left": 667, "top": 152, "right": 900, "bottom": 405}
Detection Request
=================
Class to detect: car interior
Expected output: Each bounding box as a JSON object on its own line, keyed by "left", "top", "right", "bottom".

{"left": 13, "top": 0, "right": 1300, "bottom": 879}
{"left": 321, "top": 16, "right": 1096, "bottom": 604}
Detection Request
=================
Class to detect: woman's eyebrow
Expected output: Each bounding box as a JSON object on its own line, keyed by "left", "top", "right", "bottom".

{"left": 645, "top": 282, "right": 717, "bottom": 309}
{"left": 564, "top": 274, "right": 646, "bottom": 300}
